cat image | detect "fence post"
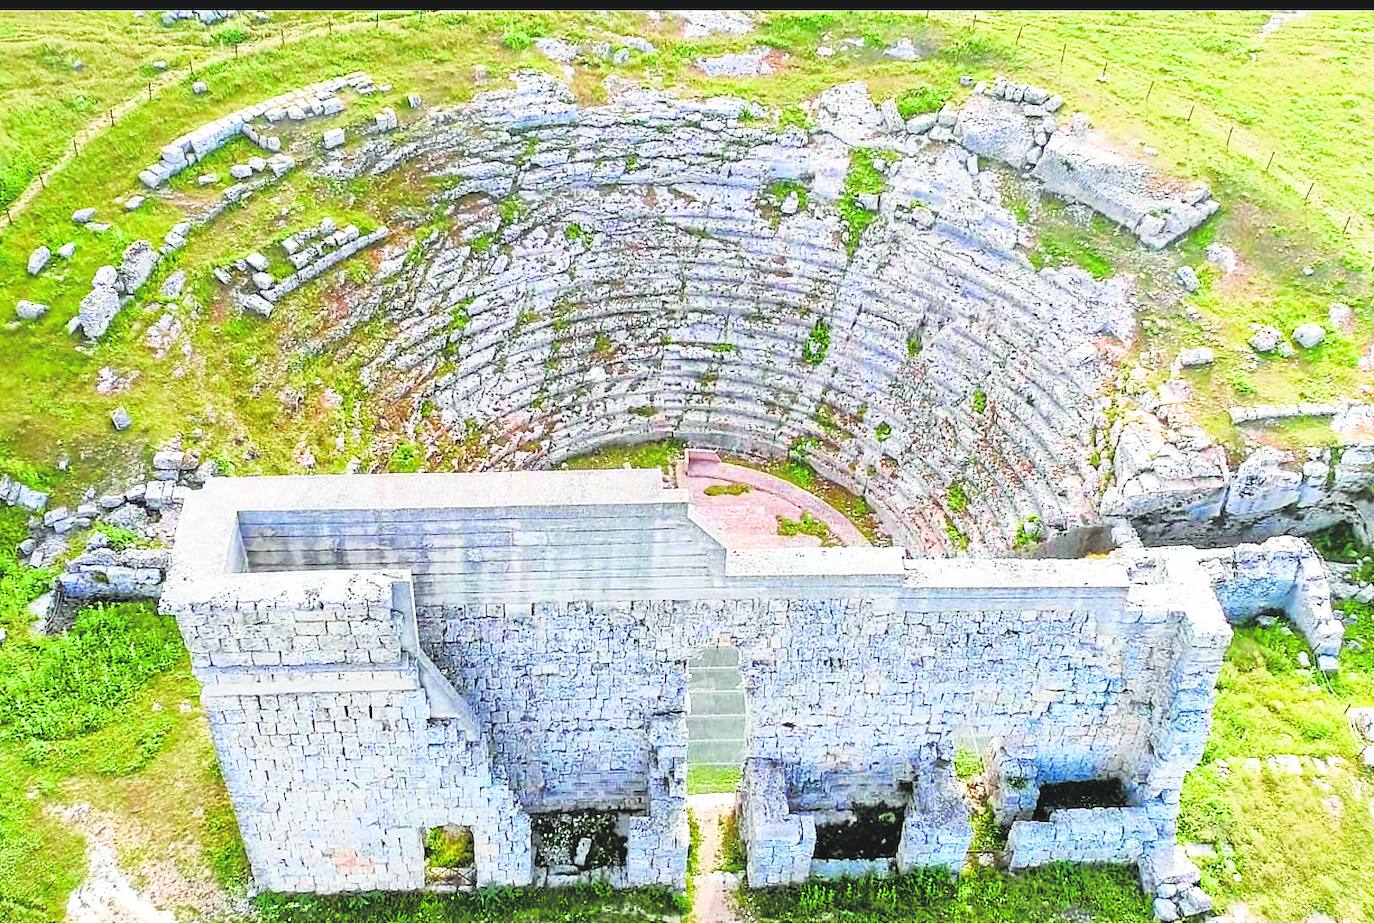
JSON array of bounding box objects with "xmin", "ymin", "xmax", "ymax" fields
[
  {"xmin": 1226, "ymin": 125, "xmax": 1233, "ymax": 148},
  {"xmin": 1186, "ymin": 104, "xmax": 1194, "ymax": 123},
  {"xmin": 147, "ymin": 82, "xmax": 152, "ymax": 100},
  {"xmin": 1304, "ymin": 181, "xmax": 1314, "ymax": 202},
  {"xmin": 1099, "ymin": 61, "xmax": 1108, "ymax": 80},
  {"xmin": 1344, "ymin": 216, "xmax": 1352, "ymax": 234},
  {"xmin": 1015, "ymin": 25, "xmax": 1024, "ymax": 45},
  {"xmin": 1145, "ymin": 80, "xmax": 1154, "ymax": 102},
  {"xmin": 1264, "ymin": 151, "xmax": 1275, "ymax": 173}
]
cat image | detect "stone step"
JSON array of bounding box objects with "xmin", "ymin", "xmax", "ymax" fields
[
  {"xmin": 688, "ymin": 689, "xmax": 745, "ymax": 715},
  {"xmin": 688, "ymin": 666, "xmax": 744, "ymax": 691},
  {"xmin": 687, "ymin": 715, "xmax": 747, "ymax": 740},
  {"xmin": 690, "ymin": 645, "xmax": 740, "ymax": 668},
  {"xmin": 688, "ymin": 738, "xmax": 746, "ymax": 764}
]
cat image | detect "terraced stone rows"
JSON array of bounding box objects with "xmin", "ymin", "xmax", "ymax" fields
[
  {"xmin": 377, "ymin": 260, "xmax": 1094, "ymax": 548},
  {"xmin": 345, "ymin": 79, "xmax": 1130, "ymax": 552}
]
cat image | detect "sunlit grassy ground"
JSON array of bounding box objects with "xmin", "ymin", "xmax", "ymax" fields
[
  {"xmin": 1, "ymin": 11, "xmax": 1373, "ymax": 923},
  {"xmin": 0, "ymin": 11, "xmax": 1370, "ymax": 499},
  {"xmin": 1178, "ymin": 605, "xmax": 1374, "ymax": 922}
]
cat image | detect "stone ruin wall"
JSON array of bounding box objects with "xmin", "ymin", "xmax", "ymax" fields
[{"xmin": 161, "ymin": 470, "xmax": 1230, "ymax": 900}]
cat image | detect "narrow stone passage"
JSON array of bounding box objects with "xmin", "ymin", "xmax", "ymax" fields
[{"xmin": 688, "ymin": 793, "xmax": 742, "ymax": 923}]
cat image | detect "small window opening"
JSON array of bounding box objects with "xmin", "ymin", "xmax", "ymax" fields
[
  {"xmin": 1032, "ymin": 779, "xmax": 1129, "ymax": 821},
  {"xmin": 812, "ymin": 803, "xmax": 906, "ymax": 860},
  {"xmin": 424, "ymin": 825, "xmax": 475, "ymax": 887}
]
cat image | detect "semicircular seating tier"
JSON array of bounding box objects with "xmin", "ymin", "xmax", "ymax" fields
[{"xmin": 352, "ymin": 74, "xmax": 1134, "ymax": 554}]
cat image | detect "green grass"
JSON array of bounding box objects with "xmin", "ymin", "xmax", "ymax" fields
[
  {"xmin": 1177, "ymin": 615, "xmax": 1374, "ymax": 921},
  {"xmin": 1025, "ymin": 199, "xmax": 1120, "ymax": 280},
  {"xmin": 256, "ymin": 884, "xmax": 685, "ymax": 923},
  {"xmin": 894, "ymin": 84, "xmax": 948, "ymax": 119},
  {"xmin": 0, "ymin": 600, "xmax": 244, "ymax": 922},
  {"xmin": 741, "ymin": 865, "xmax": 1153, "ymax": 923},
  {"xmin": 703, "ymin": 482, "xmax": 750, "ymax": 497},
  {"xmin": 719, "ymin": 812, "xmax": 746, "ymax": 874},
  {"xmin": 387, "ymin": 440, "xmax": 424, "ymax": 473},
  {"xmin": 776, "ymin": 512, "xmax": 839, "ymax": 546},
  {"xmin": 560, "ymin": 439, "xmax": 684, "ymax": 473},
  {"xmin": 736, "ymin": 453, "xmax": 889, "ymax": 546},
  {"xmin": 688, "ymin": 764, "xmax": 742, "ymax": 795},
  {"xmin": 801, "ymin": 317, "xmax": 830, "ymax": 365},
  {"xmin": 838, "ymin": 148, "xmax": 888, "ymax": 256},
  {"xmin": 945, "ymin": 480, "xmax": 970, "ymax": 515},
  {"xmin": 954, "ymin": 746, "xmax": 984, "ymax": 782}
]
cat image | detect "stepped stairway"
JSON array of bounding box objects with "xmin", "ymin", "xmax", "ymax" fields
[{"xmin": 687, "ymin": 645, "xmax": 746, "ymax": 769}]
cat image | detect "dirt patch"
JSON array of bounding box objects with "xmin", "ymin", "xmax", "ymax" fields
[{"xmin": 53, "ymin": 802, "xmax": 245, "ymax": 923}]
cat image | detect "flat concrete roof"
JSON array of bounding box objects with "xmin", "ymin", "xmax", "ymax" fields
[{"xmin": 195, "ymin": 468, "xmax": 677, "ymax": 511}]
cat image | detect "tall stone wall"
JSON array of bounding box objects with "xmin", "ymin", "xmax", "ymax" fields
[{"xmin": 163, "ymin": 471, "xmax": 1230, "ymax": 897}]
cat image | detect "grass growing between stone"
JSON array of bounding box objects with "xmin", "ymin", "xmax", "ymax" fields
[
  {"xmin": 1177, "ymin": 609, "xmax": 1374, "ymax": 922},
  {"xmin": 560, "ymin": 439, "xmax": 685, "ymax": 474},
  {"xmin": 740, "ymin": 864, "xmax": 1153, "ymax": 923},
  {"xmin": 256, "ymin": 885, "xmax": 686, "ymax": 923}
]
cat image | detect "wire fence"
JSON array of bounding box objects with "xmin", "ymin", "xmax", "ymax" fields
[
  {"xmin": 5, "ymin": 11, "xmax": 1371, "ymax": 254},
  {"xmin": 923, "ymin": 10, "xmax": 1374, "ymax": 255}
]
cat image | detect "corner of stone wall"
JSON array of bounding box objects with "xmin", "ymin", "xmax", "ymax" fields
[
  {"xmin": 1006, "ymin": 806, "xmax": 1161, "ymax": 870},
  {"xmin": 1198, "ymin": 536, "xmax": 1342, "ymax": 671},
  {"xmin": 987, "ymin": 737, "xmax": 1040, "ymax": 827},
  {"xmin": 740, "ymin": 758, "xmax": 815, "ymax": 887},
  {"xmin": 625, "ymin": 714, "xmax": 689, "ymax": 889},
  {"xmin": 895, "ymin": 752, "xmax": 971, "ymax": 873}
]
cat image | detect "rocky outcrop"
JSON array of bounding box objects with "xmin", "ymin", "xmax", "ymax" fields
[
  {"xmin": 1031, "ymin": 131, "xmax": 1218, "ymax": 248},
  {"xmin": 1104, "ymin": 409, "xmax": 1374, "ymax": 546}
]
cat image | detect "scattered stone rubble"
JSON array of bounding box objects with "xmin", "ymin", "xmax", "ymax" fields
[
  {"xmin": 1104, "ymin": 408, "xmax": 1374, "ymax": 546},
  {"xmin": 160, "ymin": 9, "xmax": 236, "ymax": 27},
  {"xmin": 74, "ymin": 240, "xmax": 157, "ymax": 339},
  {"xmin": 138, "ymin": 72, "xmax": 372, "ymax": 189},
  {"xmin": 226, "ymin": 217, "xmax": 390, "ymax": 317},
  {"xmin": 695, "ymin": 48, "xmax": 783, "ymax": 78}
]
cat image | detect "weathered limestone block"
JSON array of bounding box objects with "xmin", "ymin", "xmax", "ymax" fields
[
  {"xmin": 741, "ymin": 759, "xmax": 815, "ymax": 886},
  {"xmin": 955, "ymin": 93, "xmax": 1037, "ymax": 169},
  {"xmin": 1032, "ymin": 131, "xmax": 1219, "ymax": 248},
  {"xmin": 896, "ymin": 756, "xmax": 972, "ymax": 873}
]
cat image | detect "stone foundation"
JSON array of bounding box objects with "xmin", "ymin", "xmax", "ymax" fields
[{"xmin": 162, "ymin": 470, "xmax": 1232, "ymax": 898}]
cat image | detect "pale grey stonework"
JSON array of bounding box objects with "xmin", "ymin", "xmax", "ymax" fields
[{"xmin": 163, "ymin": 470, "xmax": 1231, "ymax": 903}]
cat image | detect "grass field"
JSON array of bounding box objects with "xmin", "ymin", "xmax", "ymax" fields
[
  {"xmin": 1, "ymin": 10, "xmax": 1373, "ymax": 923},
  {"xmin": 0, "ymin": 10, "xmax": 1369, "ymax": 499}
]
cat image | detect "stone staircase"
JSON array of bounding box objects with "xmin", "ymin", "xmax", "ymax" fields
[{"xmin": 687, "ymin": 646, "xmax": 746, "ymax": 768}]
